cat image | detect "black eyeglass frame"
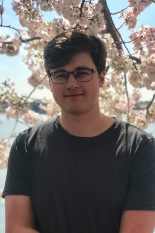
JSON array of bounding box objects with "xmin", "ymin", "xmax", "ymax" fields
[{"xmin": 49, "ymin": 68, "xmax": 98, "ymax": 84}]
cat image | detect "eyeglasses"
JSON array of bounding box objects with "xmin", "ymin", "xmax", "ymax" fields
[{"xmin": 49, "ymin": 68, "xmax": 98, "ymax": 84}]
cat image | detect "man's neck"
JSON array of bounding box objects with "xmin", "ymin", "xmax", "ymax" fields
[{"xmin": 59, "ymin": 110, "xmax": 115, "ymax": 137}]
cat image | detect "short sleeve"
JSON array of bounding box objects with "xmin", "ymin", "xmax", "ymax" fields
[
  {"xmin": 123, "ymin": 137, "xmax": 155, "ymax": 210},
  {"xmin": 2, "ymin": 132, "xmax": 30, "ymax": 198}
]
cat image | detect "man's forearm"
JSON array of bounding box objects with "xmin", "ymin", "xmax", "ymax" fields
[{"xmin": 12, "ymin": 227, "xmax": 40, "ymax": 233}]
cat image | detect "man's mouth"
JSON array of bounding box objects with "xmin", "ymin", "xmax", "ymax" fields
[{"xmin": 65, "ymin": 94, "xmax": 84, "ymax": 97}]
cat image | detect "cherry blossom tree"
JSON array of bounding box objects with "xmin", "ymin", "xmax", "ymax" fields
[{"xmin": 0, "ymin": 0, "xmax": 155, "ymax": 170}]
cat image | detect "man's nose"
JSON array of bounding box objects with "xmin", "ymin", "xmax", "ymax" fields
[{"xmin": 65, "ymin": 74, "xmax": 80, "ymax": 89}]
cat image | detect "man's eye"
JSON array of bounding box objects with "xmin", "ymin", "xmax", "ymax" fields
[
  {"xmin": 76, "ymin": 71, "xmax": 90, "ymax": 76},
  {"xmin": 55, "ymin": 73, "xmax": 67, "ymax": 79},
  {"xmin": 78, "ymin": 72, "xmax": 87, "ymax": 75},
  {"xmin": 77, "ymin": 71, "xmax": 87, "ymax": 75}
]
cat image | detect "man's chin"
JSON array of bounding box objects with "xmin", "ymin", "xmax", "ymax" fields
[{"xmin": 61, "ymin": 107, "xmax": 87, "ymax": 115}]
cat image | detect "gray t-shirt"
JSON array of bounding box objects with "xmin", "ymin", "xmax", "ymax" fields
[{"xmin": 2, "ymin": 117, "xmax": 155, "ymax": 233}]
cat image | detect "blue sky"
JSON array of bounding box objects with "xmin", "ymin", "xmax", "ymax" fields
[{"xmin": 0, "ymin": 0, "xmax": 155, "ymax": 101}]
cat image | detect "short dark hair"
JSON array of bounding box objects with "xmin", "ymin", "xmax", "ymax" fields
[{"xmin": 44, "ymin": 31, "xmax": 107, "ymax": 76}]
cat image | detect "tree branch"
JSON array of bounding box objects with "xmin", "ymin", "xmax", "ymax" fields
[
  {"xmin": 17, "ymin": 119, "xmax": 30, "ymax": 128},
  {"xmin": 129, "ymin": 55, "xmax": 141, "ymax": 64},
  {"xmin": 99, "ymin": 2, "xmax": 142, "ymax": 65},
  {"xmin": 2, "ymin": 36, "xmax": 42, "ymax": 44},
  {"xmin": 146, "ymin": 94, "xmax": 155, "ymax": 117},
  {"xmin": 80, "ymin": 0, "xmax": 85, "ymax": 17},
  {"xmin": 110, "ymin": 7, "xmax": 128, "ymax": 15},
  {"xmin": 25, "ymin": 75, "xmax": 47, "ymax": 101},
  {"xmin": 9, "ymin": 119, "xmax": 18, "ymax": 138},
  {"xmin": 101, "ymin": 2, "xmax": 142, "ymax": 80},
  {"xmin": 0, "ymin": 0, "xmax": 4, "ymax": 26},
  {"xmin": 117, "ymin": 21, "xmax": 126, "ymax": 30},
  {"xmin": 0, "ymin": 25, "xmax": 22, "ymax": 38},
  {"xmin": 134, "ymin": 94, "xmax": 155, "ymax": 115},
  {"xmin": 147, "ymin": 94, "xmax": 155, "ymax": 109},
  {"xmin": 99, "ymin": 0, "xmax": 123, "ymax": 51}
]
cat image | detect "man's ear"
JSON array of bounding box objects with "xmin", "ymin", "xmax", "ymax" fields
[{"xmin": 99, "ymin": 71, "xmax": 106, "ymax": 87}]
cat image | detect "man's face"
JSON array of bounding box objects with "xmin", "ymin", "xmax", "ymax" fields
[{"xmin": 49, "ymin": 51, "xmax": 105, "ymax": 115}]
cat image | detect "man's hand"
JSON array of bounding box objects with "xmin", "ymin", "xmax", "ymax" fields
[{"xmin": 119, "ymin": 210, "xmax": 155, "ymax": 233}]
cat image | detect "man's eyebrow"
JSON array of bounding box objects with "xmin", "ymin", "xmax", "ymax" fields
[
  {"xmin": 75, "ymin": 66, "xmax": 91, "ymax": 71},
  {"xmin": 50, "ymin": 66, "xmax": 91, "ymax": 73},
  {"xmin": 50, "ymin": 69, "xmax": 66, "ymax": 73}
]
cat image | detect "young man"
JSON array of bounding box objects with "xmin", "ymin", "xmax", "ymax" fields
[{"xmin": 2, "ymin": 31, "xmax": 155, "ymax": 233}]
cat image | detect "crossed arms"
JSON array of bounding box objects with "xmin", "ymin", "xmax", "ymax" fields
[{"xmin": 5, "ymin": 195, "xmax": 155, "ymax": 233}]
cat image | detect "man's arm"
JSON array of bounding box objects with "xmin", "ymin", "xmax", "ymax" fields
[
  {"xmin": 119, "ymin": 210, "xmax": 155, "ymax": 233},
  {"xmin": 5, "ymin": 195, "xmax": 39, "ymax": 233}
]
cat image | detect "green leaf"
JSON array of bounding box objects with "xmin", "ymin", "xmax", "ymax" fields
[
  {"xmin": 36, "ymin": 40, "xmax": 39, "ymax": 44},
  {"xmin": 48, "ymin": 23, "xmax": 52, "ymax": 27},
  {"xmin": 6, "ymin": 34, "xmax": 10, "ymax": 39},
  {"xmin": 38, "ymin": 51, "xmax": 41, "ymax": 55},
  {"xmin": 2, "ymin": 81, "xmax": 7, "ymax": 85},
  {"xmin": 56, "ymin": 29, "xmax": 59, "ymax": 34},
  {"xmin": 34, "ymin": 55, "xmax": 39, "ymax": 57},
  {"xmin": 141, "ymin": 24, "xmax": 144, "ymax": 29}
]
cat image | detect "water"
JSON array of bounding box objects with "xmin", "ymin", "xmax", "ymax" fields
[{"xmin": 0, "ymin": 112, "xmax": 155, "ymax": 233}]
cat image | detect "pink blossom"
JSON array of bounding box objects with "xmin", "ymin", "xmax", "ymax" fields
[
  {"xmin": 22, "ymin": 110, "xmax": 47, "ymax": 125},
  {"xmin": 0, "ymin": 138, "xmax": 12, "ymax": 169}
]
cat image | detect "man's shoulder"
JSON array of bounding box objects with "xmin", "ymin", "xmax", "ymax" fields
[
  {"xmin": 16, "ymin": 117, "xmax": 58, "ymax": 145},
  {"xmin": 115, "ymin": 118, "xmax": 154, "ymax": 144}
]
